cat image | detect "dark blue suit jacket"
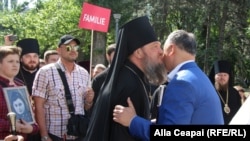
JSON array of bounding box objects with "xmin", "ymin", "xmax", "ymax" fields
[{"xmin": 129, "ymin": 62, "xmax": 224, "ymax": 141}]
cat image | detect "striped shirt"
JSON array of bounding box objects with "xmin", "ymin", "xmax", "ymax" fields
[{"xmin": 32, "ymin": 60, "xmax": 90, "ymax": 138}]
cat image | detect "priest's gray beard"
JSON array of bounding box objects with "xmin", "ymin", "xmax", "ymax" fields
[
  {"xmin": 215, "ymin": 81, "xmax": 228, "ymax": 92},
  {"xmin": 143, "ymin": 57, "xmax": 167, "ymax": 85}
]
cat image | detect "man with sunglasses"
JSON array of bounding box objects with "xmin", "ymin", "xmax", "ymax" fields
[{"xmin": 32, "ymin": 35, "xmax": 94, "ymax": 141}]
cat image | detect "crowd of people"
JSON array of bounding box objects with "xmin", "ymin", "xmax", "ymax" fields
[{"xmin": 0, "ymin": 16, "xmax": 249, "ymax": 141}]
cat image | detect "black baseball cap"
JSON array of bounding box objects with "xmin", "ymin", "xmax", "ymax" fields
[{"xmin": 58, "ymin": 35, "xmax": 80, "ymax": 47}]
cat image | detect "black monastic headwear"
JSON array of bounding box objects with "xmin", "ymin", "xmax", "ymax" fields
[
  {"xmin": 121, "ymin": 16, "xmax": 158, "ymax": 55},
  {"xmin": 209, "ymin": 60, "xmax": 233, "ymax": 86},
  {"xmin": 16, "ymin": 38, "xmax": 40, "ymax": 56}
]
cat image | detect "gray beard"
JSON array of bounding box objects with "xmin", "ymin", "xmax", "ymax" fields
[{"xmin": 143, "ymin": 58, "xmax": 167, "ymax": 85}]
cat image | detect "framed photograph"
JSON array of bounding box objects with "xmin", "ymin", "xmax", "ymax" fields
[{"xmin": 3, "ymin": 86, "xmax": 35, "ymax": 124}]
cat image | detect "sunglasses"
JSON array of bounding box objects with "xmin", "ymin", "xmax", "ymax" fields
[{"xmin": 65, "ymin": 45, "xmax": 79, "ymax": 51}]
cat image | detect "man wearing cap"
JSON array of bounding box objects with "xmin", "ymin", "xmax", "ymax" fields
[
  {"xmin": 209, "ymin": 60, "xmax": 241, "ymax": 124},
  {"xmin": 112, "ymin": 30, "xmax": 224, "ymax": 141},
  {"xmin": 84, "ymin": 16, "xmax": 167, "ymax": 141},
  {"xmin": 32, "ymin": 35, "xmax": 94, "ymax": 141},
  {"xmin": 16, "ymin": 38, "xmax": 40, "ymax": 95}
]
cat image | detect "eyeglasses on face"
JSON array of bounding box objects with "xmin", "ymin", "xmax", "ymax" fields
[{"xmin": 65, "ymin": 45, "xmax": 79, "ymax": 51}]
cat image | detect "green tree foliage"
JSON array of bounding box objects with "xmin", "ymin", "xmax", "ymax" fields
[
  {"xmin": 0, "ymin": 0, "xmax": 90, "ymax": 61},
  {"xmin": 1, "ymin": 0, "xmax": 250, "ymax": 87}
]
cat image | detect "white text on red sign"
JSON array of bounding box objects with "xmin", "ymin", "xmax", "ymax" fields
[{"xmin": 83, "ymin": 14, "xmax": 105, "ymax": 25}]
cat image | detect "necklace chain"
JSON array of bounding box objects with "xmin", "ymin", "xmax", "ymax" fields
[
  {"xmin": 125, "ymin": 65, "xmax": 151, "ymax": 100},
  {"xmin": 216, "ymin": 89, "xmax": 230, "ymax": 114},
  {"xmin": 217, "ymin": 89, "xmax": 228, "ymax": 105}
]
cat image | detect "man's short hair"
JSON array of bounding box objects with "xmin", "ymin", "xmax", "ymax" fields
[
  {"xmin": 44, "ymin": 50, "xmax": 58, "ymax": 62},
  {"xmin": 106, "ymin": 44, "xmax": 116, "ymax": 56}
]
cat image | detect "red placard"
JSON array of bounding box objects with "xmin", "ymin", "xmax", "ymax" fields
[{"xmin": 78, "ymin": 2, "xmax": 111, "ymax": 33}]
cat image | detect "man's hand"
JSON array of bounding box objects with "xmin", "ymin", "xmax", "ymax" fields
[
  {"xmin": 4, "ymin": 35, "xmax": 15, "ymax": 46},
  {"xmin": 113, "ymin": 97, "xmax": 137, "ymax": 127},
  {"xmin": 84, "ymin": 87, "xmax": 95, "ymax": 110},
  {"xmin": 84, "ymin": 87, "xmax": 94, "ymax": 104}
]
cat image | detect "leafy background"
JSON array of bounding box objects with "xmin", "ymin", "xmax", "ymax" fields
[{"xmin": 1, "ymin": 0, "xmax": 250, "ymax": 87}]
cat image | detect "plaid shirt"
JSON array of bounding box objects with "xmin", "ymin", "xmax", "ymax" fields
[
  {"xmin": 32, "ymin": 60, "xmax": 90, "ymax": 138},
  {"xmin": 0, "ymin": 75, "xmax": 23, "ymax": 139}
]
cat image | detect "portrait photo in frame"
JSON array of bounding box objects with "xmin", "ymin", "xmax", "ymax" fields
[{"xmin": 3, "ymin": 86, "xmax": 35, "ymax": 124}]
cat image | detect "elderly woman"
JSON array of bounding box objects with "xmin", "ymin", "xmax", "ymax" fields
[{"xmin": 0, "ymin": 46, "xmax": 39, "ymax": 140}]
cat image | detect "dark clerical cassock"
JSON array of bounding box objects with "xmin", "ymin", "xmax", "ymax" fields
[
  {"xmin": 209, "ymin": 60, "xmax": 241, "ymax": 124},
  {"xmin": 16, "ymin": 38, "xmax": 40, "ymax": 95}
]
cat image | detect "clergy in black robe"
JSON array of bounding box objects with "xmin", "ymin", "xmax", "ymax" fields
[
  {"xmin": 16, "ymin": 67, "xmax": 38, "ymax": 95},
  {"xmin": 209, "ymin": 60, "xmax": 242, "ymax": 124},
  {"xmin": 16, "ymin": 38, "xmax": 40, "ymax": 141},
  {"xmin": 84, "ymin": 16, "xmax": 167, "ymax": 141},
  {"xmin": 16, "ymin": 38, "xmax": 40, "ymax": 95}
]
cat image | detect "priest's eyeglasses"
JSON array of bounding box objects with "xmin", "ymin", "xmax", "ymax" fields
[{"xmin": 66, "ymin": 45, "xmax": 79, "ymax": 51}]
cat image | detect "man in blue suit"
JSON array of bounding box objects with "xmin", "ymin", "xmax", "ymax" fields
[{"xmin": 113, "ymin": 30, "xmax": 224, "ymax": 141}]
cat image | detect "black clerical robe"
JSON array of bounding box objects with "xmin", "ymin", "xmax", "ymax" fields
[
  {"xmin": 16, "ymin": 67, "xmax": 38, "ymax": 95},
  {"xmin": 85, "ymin": 60, "xmax": 151, "ymax": 141},
  {"xmin": 91, "ymin": 68, "xmax": 110, "ymax": 103},
  {"xmin": 218, "ymin": 87, "xmax": 242, "ymax": 124}
]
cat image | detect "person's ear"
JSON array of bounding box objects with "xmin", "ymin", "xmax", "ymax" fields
[
  {"xmin": 134, "ymin": 48, "xmax": 143, "ymax": 58},
  {"xmin": 167, "ymin": 44, "xmax": 176, "ymax": 55}
]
